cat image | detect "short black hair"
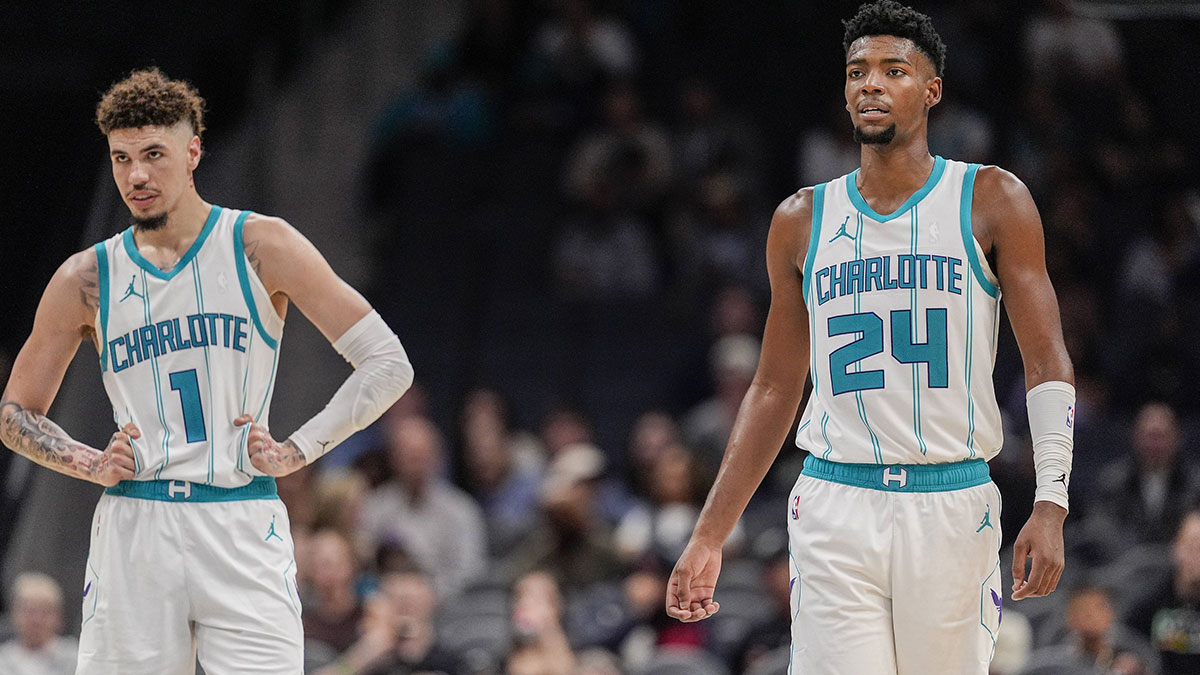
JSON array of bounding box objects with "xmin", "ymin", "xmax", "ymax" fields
[{"xmin": 843, "ymin": 1, "xmax": 946, "ymax": 77}]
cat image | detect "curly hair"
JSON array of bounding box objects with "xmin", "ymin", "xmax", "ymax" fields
[
  {"xmin": 843, "ymin": 1, "xmax": 946, "ymax": 77},
  {"xmin": 95, "ymin": 68, "xmax": 206, "ymax": 138}
]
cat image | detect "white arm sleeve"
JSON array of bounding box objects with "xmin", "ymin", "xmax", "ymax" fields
[
  {"xmin": 1026, "ymin": 380, "xmax": 1075, "ymax": 511},
  {"xmin": 288, "ymin": 310, "xmax": 414, "ymax": 464}
]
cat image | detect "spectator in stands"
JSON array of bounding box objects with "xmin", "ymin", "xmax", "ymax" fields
[
  {"xmin": 462, "ymin": 388, "xmax": 544, "ymax": 555},
  {"xmin": 625, "ymin": 410, "xmax": 682, "ymax": 500},
  {"xmin": 552, "ymin": 172, "xmax": 661, "ymax": 301},
  {"xmin": 671, "ymin": 78, "xmax": 765, "ymax": 200},
  {"xmin": 562, "ymin": 81, "xmax": 672, "ymax": 209},
  {"xmin": 506, "ymin": 571, "xmax": 576, "ymax": 675},
  {"xmin": 360, "ymin": 415, "xmax": 486, "ymax": 598},
  {"xmin": 667, "ymin": 172, "xmax": 770, "ymax": 299},
  {"xmin": 312, "ymin": 471, "xmax": 370, "ymax": 562},
  {"xmin": 1090, "ymin": 403, "xmax": 1200, "ymax": 546},
  {"xmin": 528, "ymin": 0, "xmax": 638, "ymax": 111},
  {"xmin": 1126, "ymin": 511, "xmax": 1200, "ymax": 675},
  {"xmin": 615, "ymin": 443, "xmax": 741, "ymax": 567},
  {"xmin": 315, "ymin": 569, "xmax": 460, "ymax": 675},
  {"xmin": 682, "ymin": 334, "xmax": 761, "ymax": 470},
  {"xmin": 0, "ymin": 572, "xmax": 76, "ymax": 675},
  {"xmin": 303, "ymin": 529, "xmax": 366, "ymax": 658},
  {"xmin": 503, "ymin": 443, "xmax": 622, "ymax": 590},
  {"xmin": 1023, "ymin": 584, "xmax": 1158, "ymax": 674}
]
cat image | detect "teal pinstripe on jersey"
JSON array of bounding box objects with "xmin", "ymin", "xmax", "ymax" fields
[
  {"xmin": 94, "ymin": 206, "xmax": 285, "ymax": 487},
  {"xmin": 797, "ymin": 158, "xmax": 1003, "ymax": 465}
]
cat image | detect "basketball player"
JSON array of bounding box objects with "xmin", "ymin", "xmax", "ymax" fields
[
  {"xmin": 667, "ymin": 3, "xmax": 1075, "ymax": 673},
  {"xmin": 0, "ymin": 68, "xmax": 414, "ymax": 674}
]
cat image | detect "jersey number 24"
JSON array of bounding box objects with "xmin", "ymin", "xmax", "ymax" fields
[{"xmin": 828, "ymin": 308, "xmax": 947, "ymax": 395}]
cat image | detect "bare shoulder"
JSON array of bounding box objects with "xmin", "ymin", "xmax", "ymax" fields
[
  {"xmin": 239, "ymin": 213, "xmax": 312, "ymax": 283},
  {"xmin": 971, "ymin": 166, "xmax": 1042, "ymax": 250},
  {"xmin": 769, "ymin": 187, "xmax": 816, "ymax": 267},
  {"xmin": 57, "ymin": 247, "xmax": 101, "ymax": 327}
]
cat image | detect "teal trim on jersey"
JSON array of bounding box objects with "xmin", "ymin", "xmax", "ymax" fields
[
  {"xmin": 966, "ymin": 276, "xmax": 978, "ymax": 458},
  {"xmin": 191, "ymin": 261, "xmax": 217, "ymax": 484},
  {"xmin": 959, "ymin": 165, "xmax": 1000, "ymax": 298},
  {"xmin": 910, "ymin": 207, "xmax": 928, "ymax": 456},
  {"xmin": 255, "ymin": 347, "xmax": 281, "ymax": 421},
  {"xmin": 801, "ymin": 455, "xmax": 990, "ymax": 492},
  {"xmin": 123, "ymin": 205, "xmax": 221, "ymax": 281},
  {"xmin": 847, "ymin": 155, "xmax": 946, "ymax": 223},
  {"xmin": 852, "ymin": 213, "xmax": 884, "ymax": 463},
  {"xmin": 94, "ymin": 242, "xmax": 111, "ymax": 372},
  {"xmin": 802, "ymin": 183, "xmax": 826, "ymax": 303},
  {"xmin": 104, "ymin": 476, "xmax": 279, "ymax": 502},
  {"xmin": 138, "ymin": 270, "xmax": 174, "ymax": 479},
  {"xmin": 232, "ymin": 211, "xmax": 280, "ymax": 350},
  {"xmin": 820, "ymin": 412, "xmax": 832, "ymax": 460}
]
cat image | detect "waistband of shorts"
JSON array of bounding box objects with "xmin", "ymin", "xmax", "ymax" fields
[
  {"xmin": 801, "ymin": 455, "xmax": 990, "ymax": 492},
  {"xmin": 104, "ymin": 476, "xmax": 278, "ymax": 502}
]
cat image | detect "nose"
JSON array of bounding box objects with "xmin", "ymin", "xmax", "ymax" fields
[
  {"xmin": 128, "ymin": 160, "xmax": 149, "ymax": 186},
  {"xmin": 861, "ymin": 70, "xmax": 885, "ymax": 95}
]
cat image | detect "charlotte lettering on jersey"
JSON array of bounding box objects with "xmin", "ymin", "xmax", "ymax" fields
[
  {"xmin": 814, "ymin": 254, "xmax": 964, "ymax": 306},
  {"xmin": 109, "ymin": 313, "xmax": 250, "ymax": 373}
]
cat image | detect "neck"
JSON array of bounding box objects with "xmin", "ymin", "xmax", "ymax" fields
[
  {"xmin": 132, "ymin": 191, "xmax": 210, "ymax": 252},
  {"xmin": 858, "ymin": 137, "xmax": 934, "ymax": 185}
]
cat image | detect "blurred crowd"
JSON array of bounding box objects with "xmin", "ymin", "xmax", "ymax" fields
[{"xmin": 3, "ymin": 0, "xmax": 1200, "ymax": 674}]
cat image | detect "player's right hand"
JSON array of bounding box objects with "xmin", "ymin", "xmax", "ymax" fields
[
  {"xmin": 666, "ymin": 540, "xmax": 722, "ymax": 622},
  {"xmin": 90, "ymin": 422, "xmax": 139, "ymax": 487}
]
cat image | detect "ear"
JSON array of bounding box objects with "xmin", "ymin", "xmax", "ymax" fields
[
  {"xmin": 187, "ymin": 135, "xmax": 203, "ymax": 170},
  {"xmin": 926, "ymin": 76, "xmax": 942, "ymax": 110}
]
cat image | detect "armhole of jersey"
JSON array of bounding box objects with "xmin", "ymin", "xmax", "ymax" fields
[
  {"xmin": 94, "ymin": 241, "xmax": 110, "ymax": 372},
  {"xmin": 801, "ymin": 183, "xmax": 826, "ymax": 304},
  {"xmin": 959, "ymin": 164, "xmax": 1000, "ymax": 299},
  {"xmin": 233, "ymin": 211, "xmax": 280, "ymax": 350}
]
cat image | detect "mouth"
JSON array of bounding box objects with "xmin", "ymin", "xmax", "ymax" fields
[
  {"xmin": 129, "ymin": 192, "xmax": 158, "ymax": 208},
  {"xmin": 858, "ymin": 104, "xmax": 890, "ymax": 121}
]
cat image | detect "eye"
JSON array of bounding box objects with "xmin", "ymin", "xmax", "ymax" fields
[
  {"xmin": 113, "ymin": 155, "xmax": 128, "ymax": 163},
  {"xmin": 847, "ymin": 69, "xmax": 862, "ymax": 79},
  {"xmin": 889, "ymin": 68, "xmax": 907, "ymax": 77},
  {"xmin": 148, "ymin": 150, "xmax": 163, "ymax": 159}
]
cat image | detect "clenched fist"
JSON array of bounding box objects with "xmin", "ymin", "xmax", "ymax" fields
[{"xmin": 90, "ymin": 422, "xmax": 140, "ymax": 487}]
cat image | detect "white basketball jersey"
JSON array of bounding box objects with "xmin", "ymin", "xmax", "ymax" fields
[
  {"xmin": 93, "ymin": 206, "xmax": 284, "ymax": 487},
  {"xmin": 797, "ymin": 157, "xmax": 1003, "ymax": 465}
]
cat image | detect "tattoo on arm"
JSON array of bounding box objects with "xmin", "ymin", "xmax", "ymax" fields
[
  {"xmin": 78, "ymin": 254, "xmax": 100, "ymax": 315},
  {"xmin": 0, "ymin": 399, "xmax": 99, "ymax": 481},
  {"xmin": 245, "ymin": 238, "xmax": 263, "ymax": 277}
]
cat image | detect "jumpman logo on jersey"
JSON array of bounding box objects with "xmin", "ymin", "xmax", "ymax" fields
[
  {"xmin": 976, "ymin": 505, "xmax": 994, "ymax": 532},
  {"xmin": 1054, "ymin": 473, "xmax": 1067, "ymax": 486},
  {"xmin": 265, "ymin": 515, "xmax": 283, "ymax": 542},
  {"xmin": 119, "ymin": 275, "xmax": 143, "ymax": 303},
  {"xmin": 828, "ymin": 215, "xmax": 855, "ymax": 243}
]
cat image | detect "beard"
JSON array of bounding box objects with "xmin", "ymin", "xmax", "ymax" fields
[
  {"xmin": 853, "ymin": 123, "xmax": 897, "ymax": 145},
  {"xmin": 132, "ymin": 212, "xmax": 168, "ymax": 231}
]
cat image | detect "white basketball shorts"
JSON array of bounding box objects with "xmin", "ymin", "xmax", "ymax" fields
[
  {"xmin": 77, "ymin": 478, "xmax": 303, "ymax": 675},
  {"xmin": 786, "ymin": 455, "xmax": 1004, "ymax": 675}
]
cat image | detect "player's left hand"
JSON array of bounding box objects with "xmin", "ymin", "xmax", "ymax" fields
[
  {"xmin": 1011, "ymin": 500, "xmax": 1067, "ymax": 601},
  {"xmin": 234, "ymin": 414, "xmax": 306, "ymax": 477}
]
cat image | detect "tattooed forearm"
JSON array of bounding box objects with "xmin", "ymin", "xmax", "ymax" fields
[
  {"xmin": 77, "ymin": 253, "xmax": 100, "ymax": 314},
  {"xmin": 0, "ymin": 399, "xmax": 99, "ymax": 481}
]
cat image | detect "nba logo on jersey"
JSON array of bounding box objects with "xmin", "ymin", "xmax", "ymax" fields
[
  {"xmin": 792, "ymin": 494, "xmax": 801, "ymax": 520},
  {"xmin": 1066, "ymin": 405, "xmax": 1075, "ymax": 429}
]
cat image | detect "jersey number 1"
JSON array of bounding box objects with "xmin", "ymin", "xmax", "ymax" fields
[
  {"xmin": 169, "ymin": 369, "xmax": 208, "ymax": 443},
  {"xmin": 828, "ymin": 308, "xmax": 948, "ymax": 395}
]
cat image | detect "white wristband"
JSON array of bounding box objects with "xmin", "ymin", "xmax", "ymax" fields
[
  {"xmin": 289, "ymin": 310, "xmax": 414, "ymax": 463},
  {"xmin": 1026, "ymin": 380, "xmax": 1075, "ymax": 511}
]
